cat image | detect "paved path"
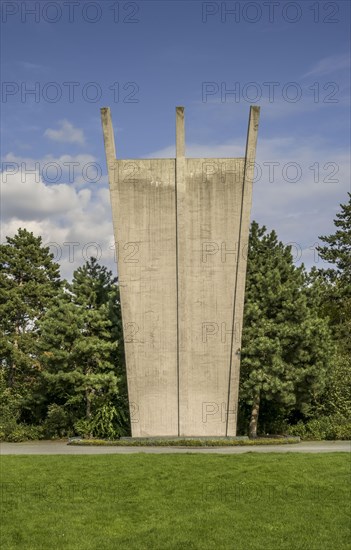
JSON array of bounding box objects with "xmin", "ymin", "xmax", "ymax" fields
[{"xmin": 1, "ymin": 440, "xmax": 350, "ymax": 455}]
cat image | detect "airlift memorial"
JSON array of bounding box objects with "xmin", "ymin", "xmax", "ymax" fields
[{"xmin": 101, "ymin": 106, "xmax": 260, "ymax": 438}]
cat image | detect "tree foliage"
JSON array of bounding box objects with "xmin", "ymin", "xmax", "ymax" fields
[
  {"xmin": 317, "ymin": 192, "xmax": 351, "ymax": 283},
  {"xmin": 38, "ymin": 258, "xmax": 128, "ymax": 437},
  {"xmin": 316, "ymin": 193, "xmax": 351, "ymax": 352},
  {"xmin": 240, "ymin": 222, "xmax": 332, "ymax": 437},
  {"xmin": 307, "ymin": 194, "xmax": 351, "ymax": 425},
  {"xmin": 1, "ymin": 197, "xmax": 349, "ymax": 441},
  {"xmin": 0, "ymin": 229, "xmax": 61, "ymax": 429}
]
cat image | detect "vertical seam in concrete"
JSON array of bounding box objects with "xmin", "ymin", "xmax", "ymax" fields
[
  {"xmin": 175, "ymin": 107, "xmax": 184, "ymax": 437},
  {"xmin": 175, "ymin": 159, "xmax": 180, "ymax": 437}
]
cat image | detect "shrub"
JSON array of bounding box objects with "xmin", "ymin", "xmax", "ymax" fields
[
  {"xmin": 3, "ymin": 423, "xmax": 44, "ymax": 442},
  {"xmin": 73, "ymin": 419, "xmax": 92, "ymax": 438},
  {"xmin": 73, "ymin": 403, "xmax": 128, "ymax": 439},
  {"xmin": 0, "ymin": 374, "xmax": 24, "ymax": 441},
  {"xmin": 288, "ymin": 414, "xmax": 351, "ymax": 440},
  {"xmin": 89, "ymin": 403, "xmax": 127, "ymax": 439},
  {"xmin": 43, "ymin": 404, "xmax": 71, "ymax": 438}
]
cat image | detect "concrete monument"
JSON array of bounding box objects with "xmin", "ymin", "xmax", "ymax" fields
[{"xmin": 101, "ymin": 106, "xmax": 260, "ymax": 437}]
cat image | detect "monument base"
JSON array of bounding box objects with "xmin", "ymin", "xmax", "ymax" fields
[{"xmin": 120, "ymin": 436, "xmax": 249, "ymax": 442}]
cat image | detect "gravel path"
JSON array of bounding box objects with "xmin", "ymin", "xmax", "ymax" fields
[{"xmin": 1, "ymin": 440, "xmax": 350, "ymax": 455}]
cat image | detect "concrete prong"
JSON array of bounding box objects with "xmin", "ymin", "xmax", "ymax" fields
[
  {"xmin": 245, "ymin": 105, "xmax": 260, "ymax": 162},
  {"xmin": 176, "ymin": 106, "xmax": 185, "ymax": 158},
  {"xmin": 101, "ymin": 107, "xmax": 117, "ymax": 184}
]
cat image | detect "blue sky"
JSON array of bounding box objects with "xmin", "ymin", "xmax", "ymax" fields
[{"xmin": 1, "ymin": 0, "xmax": 350, "ymax": 278}]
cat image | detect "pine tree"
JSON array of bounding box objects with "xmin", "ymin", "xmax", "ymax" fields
[
  {"xmin": 310, "ymin": 194, "xmax": 351, "ymax": 422},
  {"xmin": 0, "ymin": 228, "xmax": 61, "ymax": 390},
  {"xmin": 38, "ymin": 258, "xmax": 127, "ymax": 437},
  {"xmin": 240, "ymin": 222, "xmax": 332, "ymax": 438},
  {"xmin": 318, "ymin": 192, "xmax": 351, "ymax": 283},
  {"xmin": 316, "ymin": 193, "xmax": 351, "ymax": 351}
]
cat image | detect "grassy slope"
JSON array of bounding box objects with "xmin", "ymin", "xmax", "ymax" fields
[{"xmin": 1, "ymin": 454, "xmax": 350, "ymax": 549}]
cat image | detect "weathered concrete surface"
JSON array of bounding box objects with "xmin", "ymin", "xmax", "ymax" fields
[
  {"xmin": 101, "ymin": 106, "xmax": 260, "ymax": 437},
  {"xmin": 178, "ymin": 158, "xmax": 246, "ymax": 436},
  {"xmin": 110, "ymin": 159, "xmax": 178, "ymax": 437},
  {"xmin": 1, "ymin": 440, "xmax": 350, "ymax": 455}
]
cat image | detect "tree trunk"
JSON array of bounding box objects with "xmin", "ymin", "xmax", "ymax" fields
[
  {"xmin": 9, "ymin": 282, "xmax": 23, "ymax": 388},
  {"xmin": 8, "ymin": 327, "xmax": 19, "ymax": 388},
  {"xmin": 85, "ymin": 389, "xmax": 92, "ymax": 438},
  {"xmin": 249, "ymin": 393, "xmax": 260, "ymax": 439},
  {"xmin": 85, "ymin": 389, "xmax": 91, "ymax": 420}
]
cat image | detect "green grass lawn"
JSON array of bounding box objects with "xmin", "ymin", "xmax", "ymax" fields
[{"xmin": 1, "ymin": 454, "xmax": 350, "ymax": 549}]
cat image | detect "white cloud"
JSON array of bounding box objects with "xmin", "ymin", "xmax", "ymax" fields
[
  {"xmin": 146, "ymin": 143, "xmax": 245, "ymax": 159},
  {"xmin": 302, "ymin": 53, "xmax": 350, "ymax": 78},
  {"xmin": 20, "ymin": 61, "xmax": 47, "ymax": 72},
  {"xmin": 194, "ymin": 89, "xmax": 349, "ymax": 123},
  {"xmin": 1, "ymin": 171, "xmax": 79, "ymax": 220},
  {"xmin": 0, "ymin": 164, "xmax": 116, "ymax": 280},
  {"xmin": 1, "ymin": 136, "xmax": 349, "ymax": 280},
  {"xmin": 2, "ymin": 152, "xmax": 100, "ymax": 188},
  {"xmin": 44, "ymin": 120, "xmax": 86, "ymax": 145}
]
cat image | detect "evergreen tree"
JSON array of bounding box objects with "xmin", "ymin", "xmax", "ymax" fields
[
  {"xmin": 0, "ymin": 228, "xmax": 61, "ymax": 391},
  {"xmin": 317, "ymin": 193, "xmax": 351, "ymax": 283},
  {"xmin": 316, "ymin": 193, "xmax": 351, "ymax": 351},
  {"xmin": 309, "ymin": 194, "xmax": 351, "ymax": 422},
  {"xmin": 38, "ymin": 258, "xmax": 127, "ymax": 437},
  {"xmin": 240, "ymin": 222, "xmax": 332, "ymax": 438}
]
